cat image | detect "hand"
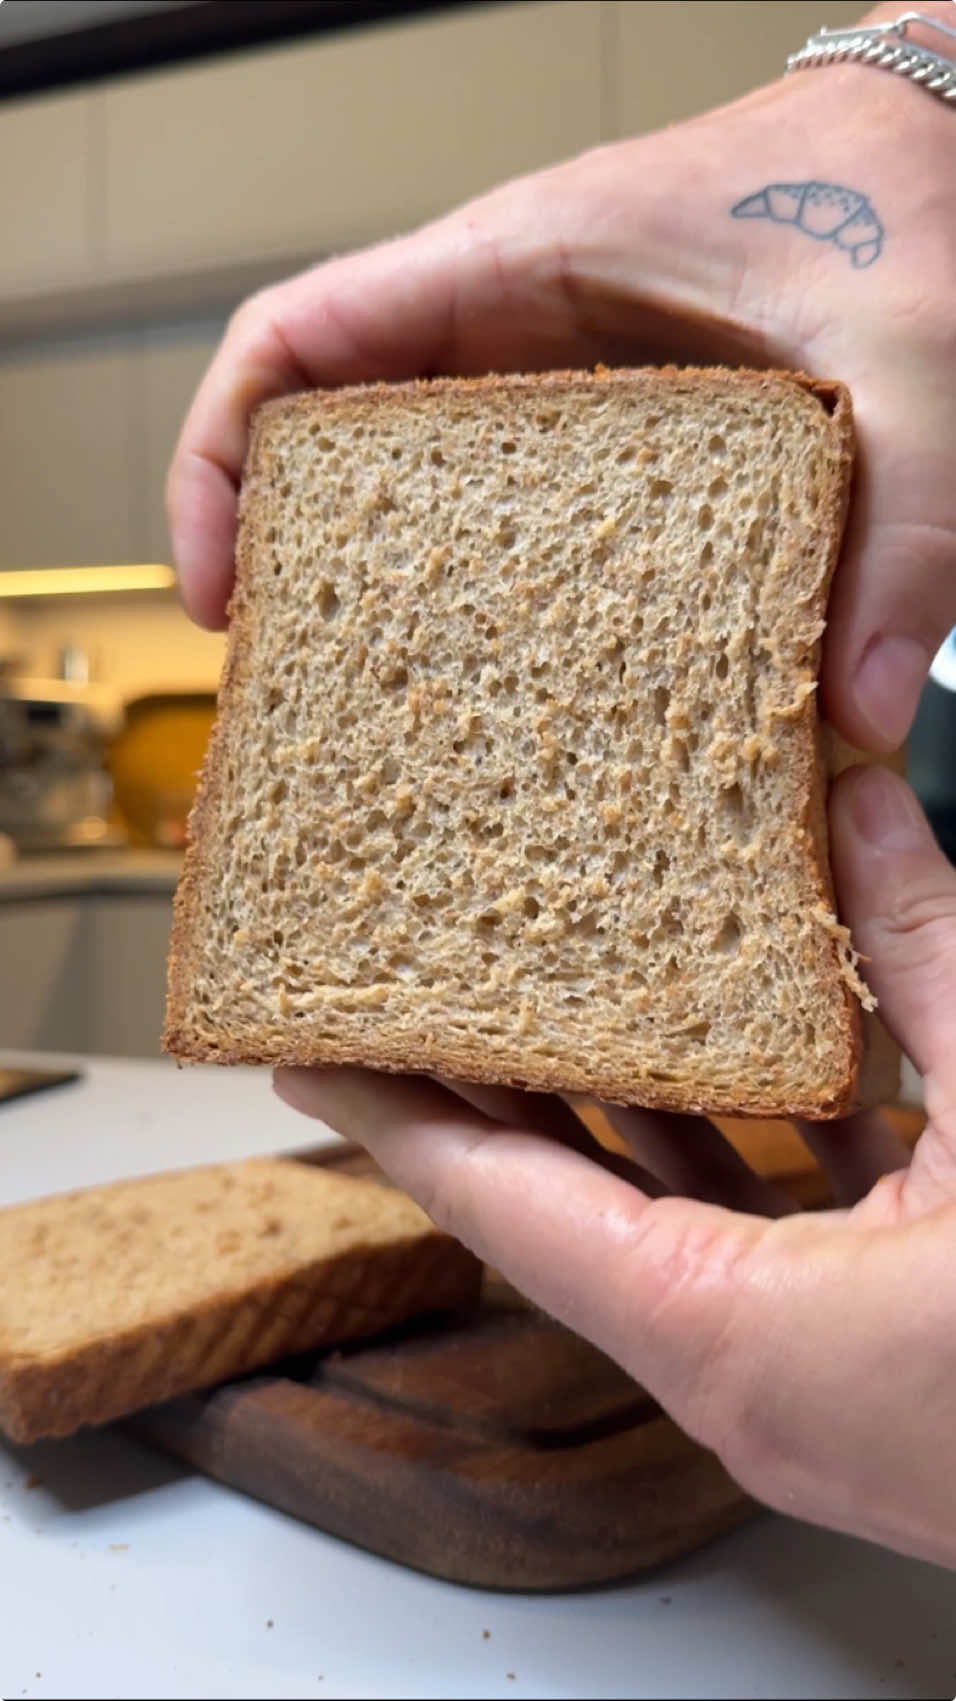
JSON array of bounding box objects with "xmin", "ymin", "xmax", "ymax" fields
[
  {"xmin": 168, "ymin": 5, "xmax": 956, "ymax": 1566},
  {"xmin": 276, "ymin": 764, "xmax": 956, "ymax": 1569},
  {"xmin": 167, "ymin": 1, "xmax": 956, "ymax": 751}
]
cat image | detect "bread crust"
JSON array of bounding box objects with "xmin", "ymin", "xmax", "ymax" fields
[
  {"xmin": 164, "ymin": 366, "xmax": 886, "ymax": 1120},
  {"xmin": 0, "ymin": 1159, "xmax": 480, "ymax": 1444}
]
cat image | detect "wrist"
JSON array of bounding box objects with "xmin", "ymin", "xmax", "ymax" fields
[
  {"xmin": 785, "ymin": 5, "xmax": 956, "ymax": 123},
  {"xmin": 859, "ymin": 2, "xmax": 956, "ymax": 52}
]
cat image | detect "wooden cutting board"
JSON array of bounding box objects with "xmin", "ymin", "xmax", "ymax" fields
[{"xmin": 130, "ymin": 1115, "xmax": 923, "ymax": 1592}]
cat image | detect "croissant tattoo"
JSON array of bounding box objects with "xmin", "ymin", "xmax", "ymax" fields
[{"xmin": 731, "ymin": 182, "xmax": 884, "ymax": 269}]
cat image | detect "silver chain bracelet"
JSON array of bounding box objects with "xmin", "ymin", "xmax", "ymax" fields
[{"xmin": 786, "ymin": 10, "xmax": 956, "ymax": 105}]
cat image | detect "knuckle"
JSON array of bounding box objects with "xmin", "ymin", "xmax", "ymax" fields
[
  {"xmin": 405, "ymin": 1127, "xmax": 494, "ymax": 1247},
  {"xmin": 407, "ymin": 1162, "xmax": 457, "ymax": 1239},
  {"xmin": 622, "ymin": 1201, "xmax": 762, "ymax": 1451},
  {"xmin": 621, "ymin": 1205, "xmax": 832, "ymax": 1519},
  {"xmin": 163, "ymin": 433, "xmax": 191, "ymax": 526},
  {"xmin": 878, "ymin": 891, "xmax": 956, "ymax": 951}
]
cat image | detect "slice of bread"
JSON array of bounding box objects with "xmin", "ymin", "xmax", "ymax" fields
[
  {"xmin": 0, "ymin": 1158, "xmax": 479, "ymax": 1443},
  {"xmin": 164, "ymin": 367, "xmax": 898, "ymax": 1118}
]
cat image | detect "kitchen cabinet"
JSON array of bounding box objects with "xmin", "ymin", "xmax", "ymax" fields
[
  {"xmin": 0, "ymin": 3, "xmax": 879, "ymax": 574},
  {"xmin": 143, "ymin": 320, "xmax": 225, "ymax": 563},
  {"xmin": 0, "ymin": 2, "xmax": 604, "ymax": 566},
  {"xmin": 0, "ymin": 3, "xmax": 876, "ymax": 326},
  {"xmin": 0, "ymin": 332, "xmax": 141, "ymax": 568},
  {"xmin": 102, "ymin": 2, "xmax": 603, "ymax": 277},
  {"xmin": 0, "ymin": 899, "xmax": 93, "ymax": 1052},
  {"xmin": 610, "ymin": 0, "xmax": 864, "ymax": 138},
  {"xmin": 0, "ymin": 890, "xmax": 172, "ymax": 1056},
  {"xmin": 0, "ymin": 85, "xmax": 98, "ymax": 299},
  {"xmin": 86, "ymin": 892, "xmax": 175, "ymax": 1057},
  {"xmin": 0, "ymin": 319, "xmax": 224, "ymax": 571}
]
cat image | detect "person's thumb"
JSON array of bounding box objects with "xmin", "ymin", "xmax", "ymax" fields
[
  {"xmin": 819, "ymin": 371, "xmax": 956, "ymax": 754},
  {"xmin": 830, "ymin": 765, "xmax": 956, "ymax": 1092}
]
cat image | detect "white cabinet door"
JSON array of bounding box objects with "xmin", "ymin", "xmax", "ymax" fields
[
  {"xmin": 103, "ymin": 3, "xmax": 603, "ymax": 276},
  {"xmin": 142, "ymin": 320, "xmax": 225, "ymax": 564},
  {"xmin": 0, "ymin": 332, "xmax": 142, "ymax": 568},
  {"xmin": 88, "ymin": 893, "xmax": 174, "ymax": 1059},
  {"xmin": 0, "ymin": 86, "xmax": 97, "ymax": 300},
  {"xmin": 0, "ymin": 900, "xmax": 92, "ymax": 1051},
  {"xmin": 0, "ymin": 891, "xmax": 173, "ymax": 1057},
  {"xmin": 611, "ymin": 1, "xmax": 864, "ymax": 138}
]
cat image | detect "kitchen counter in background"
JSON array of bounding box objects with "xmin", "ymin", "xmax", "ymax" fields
[{"xmin": 0, "ymin": 1052, "xmax": 952, "ymax": 1701}]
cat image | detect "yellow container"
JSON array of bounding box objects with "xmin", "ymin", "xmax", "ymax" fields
[{"xmin": 109, "ymin": 692, "xmax": 216, "ymax": 848}]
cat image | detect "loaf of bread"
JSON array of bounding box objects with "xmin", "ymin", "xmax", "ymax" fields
[
  {"xmin": 164, "ymin": 367, "xmax": 898, "ymax": 1117},
  {"xmin": 0, "ymin": 1158, "xmax": 480, "ymax": 1443}
]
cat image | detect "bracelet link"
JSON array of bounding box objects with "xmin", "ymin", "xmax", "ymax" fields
[{"xmin": 786, "ymin": 11, "xmax": 956, "ymax": 105}]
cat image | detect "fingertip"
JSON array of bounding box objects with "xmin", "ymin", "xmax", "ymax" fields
[
  {"xmin": 829, "ymin": 764, "xmax": 956, "ymax": 1081},
  {"xmin": 829, "ymin": 767, "xmax": 916, "ymax": 958},
  {"xmin": 820, "ymin": 649, "xmax": 915, "ymax": 759},
  {"xmin": 176, "ymin": 568, "xmax": 231, "ymax": 634},
  {"xmin": 272, "ymin": 1066, "xmax": 327, "ymax": 1116},
  {"xmin": 167, "ymin": 451, "xmax": 237, "ymax": 631},
  {"xmin": 830, "ymin": 764, "xmax": 929, "ymax": 857},
  {"xmin": 850, "ymin": 635, "xmax": 930, "ymax": 753}
]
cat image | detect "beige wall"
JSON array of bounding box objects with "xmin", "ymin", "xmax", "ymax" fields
[{"xmin": 612, "ymin": 0, "xmax": 866, "ymax": 137}]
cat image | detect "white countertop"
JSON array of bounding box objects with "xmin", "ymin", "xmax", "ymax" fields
[
  {"xmin": 0, "ymin": 850, "xmax": 182, "ymax": 901},
  {"xmin": 0, "ymin": 1052, "xmax": 952, "ymax": 1701}
]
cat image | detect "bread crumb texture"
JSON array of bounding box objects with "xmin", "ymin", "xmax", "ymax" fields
[{"xmin": 166, "ymin": 368, "xmax": 872, "ymax": 1116}]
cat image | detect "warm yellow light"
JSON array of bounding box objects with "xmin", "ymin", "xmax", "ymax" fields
[{"xmin": 0, "ymin": 565, "xmax": 177, "ymax": 599}]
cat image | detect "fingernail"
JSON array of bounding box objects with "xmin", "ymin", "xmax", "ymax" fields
[
  {"xmin": 853, "ymin": 635, "xmax": 930, "ymax": 750},
  {"xmin": 844, "ymin": 765, "xmax": 927, "ymax": 851}
]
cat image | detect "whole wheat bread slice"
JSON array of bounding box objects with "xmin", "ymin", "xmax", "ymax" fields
[
  {"xmin": 164, "ymin": 367, "xmax": 898, "ymax": 1118},
  {"xmin": 0, "ymin": 1158, "xmax": 479, "ymax": 1443}
]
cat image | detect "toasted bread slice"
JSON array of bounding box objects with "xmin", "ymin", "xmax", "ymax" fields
[{"xmin": 0, "ymin": 1157, "xmax": 479, "ymax": 1443}]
